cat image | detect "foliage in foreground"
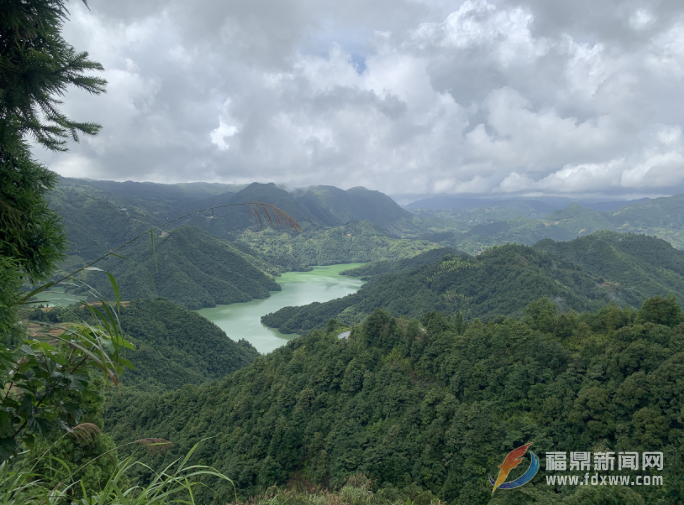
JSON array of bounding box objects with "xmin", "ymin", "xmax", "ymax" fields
[
  {"xmin": 0, "ymin": 442, "xmax": 235, "ymax": 505},
  {"xmin": 244, "ymin": 473, "xmax": 650, "ymax": 505},
  {"xmin": 28, "ymin": 298, "xmax": 260, "ymax": 393},
  {"xmin": 107, "ymin": 296, "xmax": 684, "ymax": 504}
]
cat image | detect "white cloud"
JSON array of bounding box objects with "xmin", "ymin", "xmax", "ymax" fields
[
  {"xmin": 210, "ymin": 121, "xmax": 238, "ymax": 151},
  {"xmin": 30, "ymin": 0, "xmax": 684, "ymax": 197}
]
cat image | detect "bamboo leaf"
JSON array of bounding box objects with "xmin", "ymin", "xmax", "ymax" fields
[
  {"xmin": 150, "ymin": 230, "xmax": 158, "ymax": 273},
  {"xmin": 105, "ymin": 272, "xmax": 121, "ymax": 313}
]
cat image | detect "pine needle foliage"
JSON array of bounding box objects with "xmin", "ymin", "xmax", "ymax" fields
[{"xmin": 0, "ymin": 0, "xmax": 106, "ymax": 150}]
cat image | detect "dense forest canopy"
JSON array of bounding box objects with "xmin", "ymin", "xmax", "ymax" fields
[{"xmin": 106, "ymin": 296, "xmax": 684, "ymax": 505}]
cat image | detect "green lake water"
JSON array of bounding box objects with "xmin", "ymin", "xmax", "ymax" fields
[
  {"xmin": 30, "ymin": 287, "xmax": 81, "ymax": 307},
  {"xmin": 198, "ymin": 263, "xmax": 365, "ymax": 354}
]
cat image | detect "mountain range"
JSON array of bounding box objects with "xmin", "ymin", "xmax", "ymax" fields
[
  {"xmin": 39, "ymin": 177, "xmax": 684, "ymax": 505},
  {"xmin": 415, "ymin": 196, "xmax": 684, "ymax": 253}
]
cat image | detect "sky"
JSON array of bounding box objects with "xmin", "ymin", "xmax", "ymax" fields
[{"xmin": 34, "ymin": 0, "xmax": 684, "ymax": 199}]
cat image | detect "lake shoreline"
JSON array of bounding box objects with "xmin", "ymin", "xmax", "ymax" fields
[{"xmin": 198, "ymin": 263, "xmax": 365, "ymax": 354}]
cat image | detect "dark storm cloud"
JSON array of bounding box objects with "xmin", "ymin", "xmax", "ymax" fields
[{"xmin": 32, "ymin": 0, "xmax": 684, "ymax": 198}]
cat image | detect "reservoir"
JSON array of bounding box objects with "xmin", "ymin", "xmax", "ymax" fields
[
  {"xmin": 198, "ymin": 263, "xmax": 365, "ymax": 354},
  {"xmin": 32, "ymin": 287, "xmax": 82, "ymax": 307}
]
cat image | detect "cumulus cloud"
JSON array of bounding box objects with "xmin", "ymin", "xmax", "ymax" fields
[{"xmin": 31, "ymin": 0, "xmax": 684, "ymax": 198}]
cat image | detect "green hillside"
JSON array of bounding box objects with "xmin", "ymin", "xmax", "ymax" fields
[
  {"xmin": 410, "ymin": 199, "xmax": 557, "ymax": 224},
  {"xmin": 48, "ymin": 179, "xmax": 159, "ymax": 260},
  {"xmin": 262, "ymin": 232, "xmax": 684, "ymax": 335},
  {"xmin": 68, "ymin": 178, "xmax": 243, "ymax": 217},
  {"xmin": 262, "ymin": 244, "xmax": 611, "ymax": 334},
  {"xmin": 28, "ymin": 299, "xmax": 259, "ymax": 392},
  {"xmin": 240, "ymin": 221, "xmax": 439, "ymax": 271},
  {"xmin": 105, "ymin": 298, "xmax": 684, "ymax": 505},
  {"xmin": 179, "ymin": 182, "xmax": 325, "ymax": 237},
  {"xmin": 533, "ymin": 231, "xmax": 684, "ymax": 307},
  {"xmin": 339, "ymin": 247, "xmax": 464, "ymax": 280},
  {"xmin": 294, "ymin": 185, "xmax": 423, "ymax": 235},
  {"xmin": 82, "ymin": 226, "xmax": 281, "ymax": 309},
  {"xmin": 422, "ymin": 205, "xmax": 609, "ymax": 255},
  {"xmin": 596, "ymin": 195, "xmax": 684, "ymax": 248},
  {"xmin": 417, "ymin": 196, "xmax": 684, "ymax": 254}
]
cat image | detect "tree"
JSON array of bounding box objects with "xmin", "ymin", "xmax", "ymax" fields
[
  {"xmin": 0, "ymin": 0, "xmax": 106, "ymax": 336},
  {"xmin": 0, "ymin": 0, "xmax": 106, "ymax": 150},
  {"xmin": 638, "ymin": 294, "xmax": 682, "ymax": 327},
  {"xmin": 0, "ymin": 0, "xmax": 117, "ymax": 460}
]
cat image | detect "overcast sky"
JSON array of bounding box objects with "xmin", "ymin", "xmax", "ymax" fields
[{"xmin": 34, "ymin": 0, "xmax": 684, "ymax": 199}]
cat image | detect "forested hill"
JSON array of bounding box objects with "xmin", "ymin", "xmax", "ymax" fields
[
  {"xmin": 293, "ymin": 185, "xmax": 423, "ymax": 235},
  {"xmin": 83, "ymin": 226, "xmax": 280, "ymax": 309},
  {"xmin": 533, "ymin": 230, "xmax": 684, "ymax": 297},
  {"xmin": 106, "ymin": 298, "xmax": 684, "ymax": 505},
  {"xmin": 262, "ymin": 245, "xmax": 610, "ymax": 334},
  {"xmin": 241, "ymin": 221, "xmax": 439, "ymax": 271},
  {"xmin": 48, "ymin": 179, "xmax": 159, "ymax": 261},
  {"xmin": 29, "ymin": 299, "xmax": 259, "ymax": 392},
  {"xmin": 50, "ymin": 179, "xmax": 432, "ymax": 255},
  {"xmin": 262, "ymin": 232, "xmax": 684, "ymax": 335},
  {"xmin": 415, "ymin": 194, "xmax": 684, "ymax": 254},
  {"xmin": 115, "ymin": 299, "xmax": 259, "ymax": 390},
  {"xmin": 339, "ymin": 247, "xmax": 464, "ymax": 280}
]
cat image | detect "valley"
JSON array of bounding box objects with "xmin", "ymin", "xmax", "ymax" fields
[
  {"xmin": 199, "ymin": 264, "xmax": 365, "ymax": 353},
  {"xmin": 6, "ymin": 6, "xmax": 684, "ymax": 504},
  {"xmin": 16, "ymin": 177, "xmax": 684, "ymax": 505}
]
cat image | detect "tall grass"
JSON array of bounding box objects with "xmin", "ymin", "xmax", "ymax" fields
[{"xmin": 0, "ymin": 442, "xmax": 235, "ymax": 505}]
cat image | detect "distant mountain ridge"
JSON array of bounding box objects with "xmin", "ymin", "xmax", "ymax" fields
[
  {"xmin": 50, "ymin": 179, "xmax": 429, "ymax": 261},
  {"xmin": 416, "ymin": 196, "xmax": 684, "ymax": 254},
  {"xmin": 50, "ymin": 177, "xmax": 684, "ymax": 286},
  {"xmin": 293, "ymin": 185, "xmax": 422, "ymax": 235},
  {"xmin": 406, "ymin": 194, "xmax": 650, "ymax": 212}
]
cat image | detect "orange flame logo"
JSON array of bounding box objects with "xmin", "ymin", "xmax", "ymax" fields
[{"xmin": 490, "ymin": 442, "xmax": 538, "ymax": 494}]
